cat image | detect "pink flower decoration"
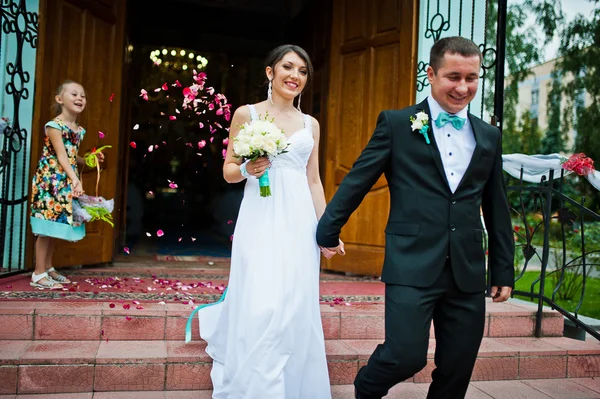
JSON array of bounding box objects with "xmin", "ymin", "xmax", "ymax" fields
[
  {"xmin": 223, "ymin": 138, "xmax": 229, "ymax": 145},
  {"xmin": 169, "ymin": 116, "xmax": 177, "ymax": 121},
  {"xmin": 109, "ymin": 303, "xmax": 116, "ymax": 308},
  {"xmin": 222, "ymin": 149, "xmax": 227, "ymax": 158},
  {"xmin": 562, "ymin": 153, "xmax": 595, "ymax": 176},
  {"xmin": 123, "ymin": 304, "xmax": 131, "ymax": 309},
  {"xmin": 129, "ymin": 142, "xmax": 136, "ymax": 149},
  {"xmin": 139, "ymin": 89, "xmax": 148, "ymax": 101},
  {"xmin": 157, "ymin": 230, "xmax": 165, "ymax": 237},
  {"xmin": 162, "ymin": 83, "xmax": 169, "ymax": 91},
  {"xmin": 98, "ymin": 131, "xmax": 105, "ymax": 139},
  {"xmin": 123, "ymin": 247, "xmax": 130, "ymax": 254},
  {"xmin": 199, "ymin": 122, "xmax": 204, "ymax": 129},
  {"xmin": 198, "ymin": 140, "xmax": 206, "ymax": 149},
  {"xmin": 125, "ymin": 316, "xmax": 132, "ymax": 321},
  {"xmin": 109, "ymin": 93, "xmax": 115, "ymax": 102}
]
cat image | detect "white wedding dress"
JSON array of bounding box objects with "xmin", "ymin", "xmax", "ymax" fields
[{"xmin": 197, "ymin": 104, "xmax": 331, "ymax": 399}]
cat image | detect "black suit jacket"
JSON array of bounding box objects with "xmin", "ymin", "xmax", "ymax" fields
[{"xmin": 316, "ymin": 100, "xmax": 515, "ymax": 293}]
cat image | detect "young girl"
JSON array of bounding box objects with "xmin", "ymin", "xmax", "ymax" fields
[{"xmin": 29, "ymin": 80, "xmax": 102, "ymax": 289}]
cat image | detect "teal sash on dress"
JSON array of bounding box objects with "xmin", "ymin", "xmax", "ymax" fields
[{"xmin": 185, "ymin": 287, "xmax": 228, "ymax": 343}]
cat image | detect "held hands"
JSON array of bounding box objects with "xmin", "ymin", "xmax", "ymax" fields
[
  {"xmin": 320, "ymin": 239, "xmax": 345, "ymax": 259},
  {"xmin": 490, "ymin": 286, "xmax": 512, "ymax": 303},
  {"xmin": 247, "ymin": 157, "xmax": 270, "ymax": 178},
  {"xmin": 72, "ymin": 178, "xmax": 84, "ymax": 197}
]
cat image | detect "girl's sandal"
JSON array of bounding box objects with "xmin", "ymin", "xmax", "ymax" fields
[
  {"xmin": 47, "ymin": 267, "xmax": 71, "ymax": 284},
  {"xmin": 30, "ymin": 272, "xmax": 64, "ymax": 290}
]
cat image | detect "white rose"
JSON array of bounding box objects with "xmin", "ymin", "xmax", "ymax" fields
[
  {"xmin": 277, "ymin": 136, "xmax": 288, "ymax": 150},
  {"xmin": 250, "ymin": 134, "xmax": 266, "ymax": 149},
  {"xmin": 264, "ymin": 141, "xmax": 278, "ymax": 155},
  {"xmin": 416, "ymin": 111, "xmax": 428, "ymax": 122},
  {"xmin": 411, "ymin": 120, "xmax": 423, "ymax": 131},
  {"xmin": 233, "ymin": 141, "xmax": 251, "ymax": 157}
]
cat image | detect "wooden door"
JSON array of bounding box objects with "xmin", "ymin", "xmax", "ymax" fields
[
  {"xmin": 322, "ymin": 0, "xmax": 418, "ymax": 275},
  {"xmin": 28, "ymin": 0, "xmax": 127, "ymax": 268}
]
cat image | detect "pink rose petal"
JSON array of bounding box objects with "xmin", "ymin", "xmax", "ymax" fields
[
  {"xmin": 98, "ymin": 131, "xmax": 105, "ymax": 139},
  {"xmin": 129, "ymin": 142, "xmax": 136, "ymax": 149},
  {"xmin": 157, "ymin": 230, "xmax": 164, "ymax": 237},
  {"xmin": 109, "ymin": 93, "xmax": 115, "ymax": 102},
  {"xmin": 169, "ymin": 115, "xmax": 177, "ymax": 121}
]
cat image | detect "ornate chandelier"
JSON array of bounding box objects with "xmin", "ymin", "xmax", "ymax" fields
[{"xmin": 149, "ymin": 48, "xmax": 208, "ymax": 71}]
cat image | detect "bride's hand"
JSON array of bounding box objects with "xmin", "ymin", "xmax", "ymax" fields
[
  {"xmin": 337, "ymin": 239, "xmax": 346, "ymax": 256},
  {"xmin": 247, "ymin": 157, "xmax": 270, "ymax": 178}
]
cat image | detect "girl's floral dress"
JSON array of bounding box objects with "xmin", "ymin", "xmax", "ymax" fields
[{"xmin": 30, "ymin": 119, "xmax": 86, "ymax": 241}]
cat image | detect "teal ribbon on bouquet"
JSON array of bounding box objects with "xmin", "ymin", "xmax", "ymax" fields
[
  {"xmin": 258, "ymin": 168, "xmax": 271, "ymax": 197},
  {"xmin": 185, "ymin": 287, "xmax": 228, "ymax": 343}
]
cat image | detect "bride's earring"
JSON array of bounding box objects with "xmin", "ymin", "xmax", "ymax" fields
[
  {"xmin": 297, "ymin": 93, "xmax": 302, "ymax": 112},
  {"xmin": 268, "ymin": 80, "xmax": 273, "ymax": 104}
]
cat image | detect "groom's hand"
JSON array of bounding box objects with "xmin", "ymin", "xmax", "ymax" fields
[
  {"xmin": 320, "ymin": 247, "xmax": 337, "ymax": 259},
  {"xmin": 319, "ymin": 239, "xmax": 346, "ymax": 259},
  {"xmin": 490, "ymin": 286, "xmax": 512, "ymax": 302}
]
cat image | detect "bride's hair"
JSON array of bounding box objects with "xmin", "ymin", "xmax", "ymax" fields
[{"xmin": 264, "ymin": 44, "xmax": 314, "ymax": 92}]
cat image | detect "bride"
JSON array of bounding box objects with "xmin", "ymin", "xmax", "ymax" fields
[{"xmin": 192, "ymin": 44, "xmax": 344, "ymax": 398}]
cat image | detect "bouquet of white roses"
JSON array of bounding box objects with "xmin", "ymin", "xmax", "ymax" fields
[{"xmin": 233, "ymin": 113, "xmax": 289, "ymax": 197}]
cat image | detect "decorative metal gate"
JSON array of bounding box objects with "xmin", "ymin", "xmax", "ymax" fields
[
  {"xmin": 0, "ymin": 0, "xmax": 38, "ymax": 276},
  {"xmin": 416, "ymin": 0, "xmax": 599, "ymax": 341},
  {"xmin": 416, "ymin": 0, "xmax": 506, "ymax": 128}
]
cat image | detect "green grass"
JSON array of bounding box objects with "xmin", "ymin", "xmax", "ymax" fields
[{"xmin": 513, "ymin": 271, "xmax": 600, "ymax": 319}]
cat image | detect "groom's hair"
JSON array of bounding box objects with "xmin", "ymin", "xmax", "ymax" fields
[{"xmin": 429, "ymin": 36, "xmax": 482, "ymax": 73}]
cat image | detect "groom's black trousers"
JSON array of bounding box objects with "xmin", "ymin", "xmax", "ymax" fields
[{"xmin": 354, "ymin": 261, "xmax": 485, "ymax": 399}]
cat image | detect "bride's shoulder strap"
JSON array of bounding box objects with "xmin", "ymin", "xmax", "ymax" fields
[
  {"xmin": 303, "ymin": 113, "xmax": 312, "ymax": 132},
  {"xmin": 246, "ymin": 104, "xmax": 259, "ymax": 121}
]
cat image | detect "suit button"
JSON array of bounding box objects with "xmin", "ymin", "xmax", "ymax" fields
[{"xmin": 450, "ymin": 225, "xmax": 456, "ymax": 231}]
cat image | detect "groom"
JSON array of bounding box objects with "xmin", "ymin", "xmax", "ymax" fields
[{"xmin": 317, "ymin": 36, "xmax": 514, "ymax": 398}]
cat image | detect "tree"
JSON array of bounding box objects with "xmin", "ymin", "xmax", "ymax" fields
[
  {"xmin": 483, "ymin": 0, "xmax": 562, "ymax": 151},
  {"xmin": 541, "ymin": 69, "xmax": 566, "ymax": 154},
  {"xmin": 554, "ymin": 2, "xmax": 600, "ymax": 210},
  {"xmin": 502, "ymin": 110, "xmax": 542, "ymax": 155}
]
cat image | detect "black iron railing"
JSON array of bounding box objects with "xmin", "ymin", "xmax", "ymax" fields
[
  {"xmin": 0, "ymin": 0, "xmax": 38, "ymax": 276},
  {"xmin": 505, "ymin": 168, "xmax": 600, "ymax": 341}
]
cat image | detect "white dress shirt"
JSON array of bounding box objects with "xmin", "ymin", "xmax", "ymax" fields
[{"xmin": 426, "ymin": 96, "xmax": 476, "ymax": 193}]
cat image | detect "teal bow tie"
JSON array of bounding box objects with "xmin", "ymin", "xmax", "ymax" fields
[{"xmin": 435, "ymin": 112, "xmax": 466, "ymax": 130}]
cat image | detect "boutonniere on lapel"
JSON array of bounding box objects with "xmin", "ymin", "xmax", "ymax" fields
[{"xmin": 409, "ymin": 111, "xmax": 430, "ymax": 144}]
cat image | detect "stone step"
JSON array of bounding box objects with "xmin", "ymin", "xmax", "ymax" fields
[
  {"xmin": 0, "ymin": 299, "xmax": 563, "ymax": 341},
  {"xmin": 1, "ymin": 337, "xmax": 598, "ymax": 395},
  {"xmin": 1, "ymin": 378, "xmax": 600, "ymax": 398}
]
